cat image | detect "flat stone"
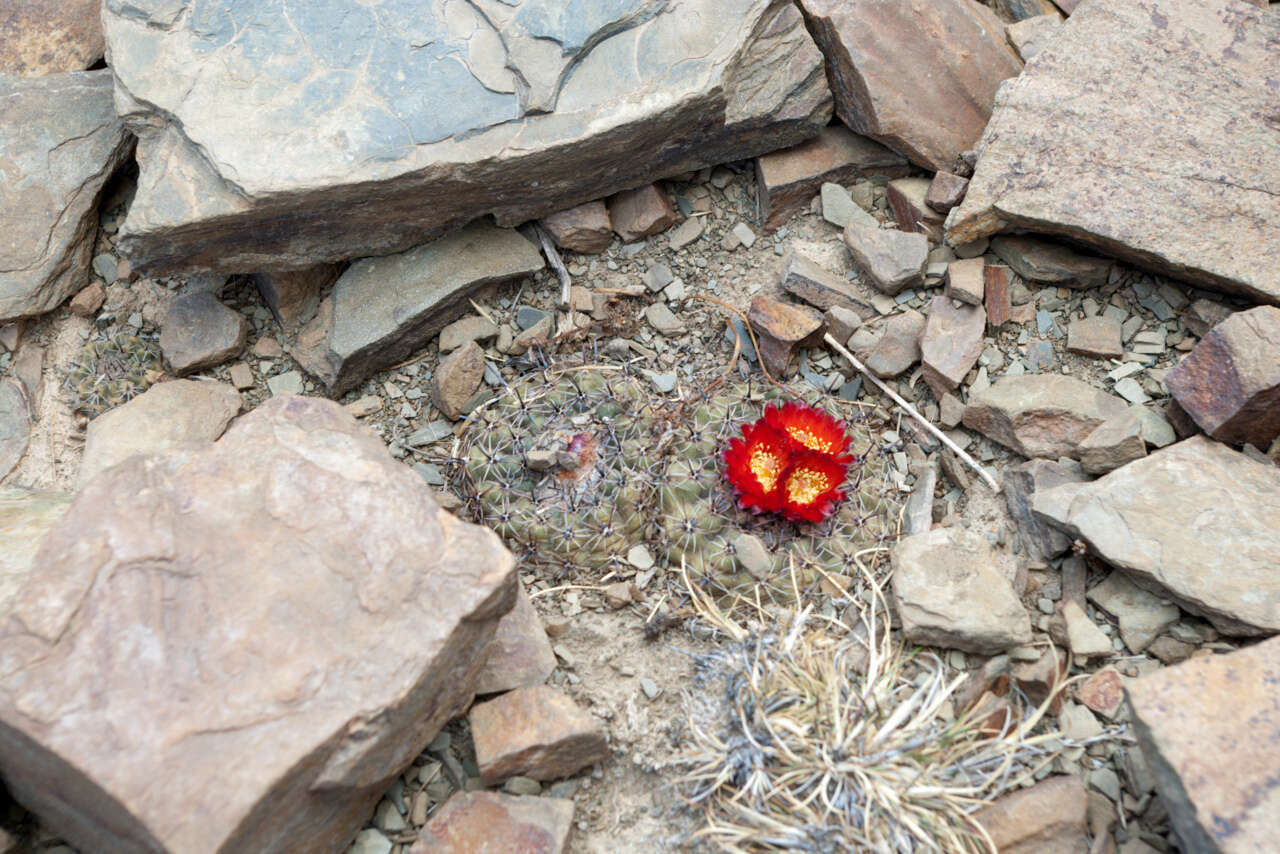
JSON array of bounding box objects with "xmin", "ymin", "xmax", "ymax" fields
[
  {"xmin": 474, "ymin": 582, "xmax": 556, "ymax": 696},
  {"xmin": 940, "ymin": 392, "xmax": 966, "ymax": 429},
  {"xmin": 747, "ymin": 295, "xmax": 822, "ymax": 378},
  {"xmin": 891, "ymin": 527, "xmax": 1032, "ymax": 655},
  {"xmin": 823, "ymin": 305, "xmax": 862, "ymax": 346},
  {"xmin": 963, "ymin": 374, "xmax": 1129, "ymax": 459},
  {"xmin": 643, "ymin": 263, "xmax": 675, "ymax": 294},
  {"xmin": 820, "ymin": 182, "xmax": 875, "ymax": 229},
  {"xmin": 755, "ymin": 125, "xmax": 908, "ymax": 231},
  {"xmin": 1067, "ymin": 316, "xmax": 1123, "ymax": 359},
  {"xmin": 432, "ymin": 341, "xmax": 486, "ymax": 421},
  {"xmin": 293, "ymin": 222, "xmax": 543, "ymax": 396},
  {"xmin": 509, "ymin": 316, "xmax": 552, "ymax": 356},
  {"xmin": 925, "ymin": 171, "xmax": 969, "ymax": 214},
  {"xmin": 857, "ymin": 309, "xmax": 925, "ymax": 379},
  {"xmin": 988, "ymin": 236, "xmax": 1112, "ymax": 289},
  {"xmin": 0, "ymin": 0, "xmax": 104, "ymax": 76},
  {"xmin": 0, "ymin": 385, "xmax": 28, "ymax": 478},
  {"xmin": 730, "ymin": 531, "xmax": 774, "ymax": 580},
  {"xmin": 79, "ymin": 380, "xmax": 242, "ymax": 486},
  {"xmin": 1126, "ymin": 636, "xmax": 1280, "ymax": 854},
  {"xmin": 944, "ymin": 257, "xmax": 984, "ymax": 306},
  {"xmin": 886, "ymin": 177, "xmax": 945, "ymax": 243},
  {"xmin": 644, "ymin": 302, "xmax": 685, "ymax": 336},
  {"xmin": 267, "ymin": 370, "xmax": 304, "ymax": 397},
  {"xmin": 1078, "ymin": 411, "xmax": 1146, "ymax": 475},
  {"xmin": 1077, "ymin": 667, "xmax": 1124, "ymax": 719},
  {"xmin": 903, "ymin": 464, "xmax": 936, "ymax": 536},
  {"xmin": 439, "ymin": 316, "xmax": 500, "ymax": 354},
  {"xmin": 1183, "ymin": 298, "xmax": 1232, "ymax": 338},
  {"xmin": 470, "ymin": 685, "xmax": 609, "ymax": 785},
  {"xmin": 921, "ymin": 296, "xmax": 985, "ymax": 397},
  {"xmin": 1166, "ymin": 306, "xmax": 1280, "ymax": 448},
  {"xmin": 540, "ymin": 201, "xmax": 613, "ymax": 254},
  {"xmin": 665, "ymin": 216, "xmax": 704, "ymax": 250},
  {"xmin": 0, "ymin": 395, "xmax": 516, "ymax": 854},
  {"xmin": 105, "ymin": 1, "xmax": 830, "ymax": 273},
  {"xmin": 1006, "ymin": 13, "xmax": 1062, "ymax": 62},
  {"xmin": 350, "ymin": 829, "xmax": 392, "ymax": 854},
  {"xmin": 608, "ymin": 184, "xmax": 677, "ymax": 242},
  {"xmin": 1129, "ymin": 404, "xmax": 1176, "ymax": 449},
  {"xmin": 972, "ymin": 775, "xmax": 1088, "ymax": 854},
  {"xmin": 781, "ymin": 252, "xmax": 875, "ymax": 317},
  {"xmin": 1033, "ymin": 436, "xmax": 1280, "ymax": 636},
  {"xmin": 1003, "ymin": 459, "xmax": 1084, "ymax": 564},
  {"xmin": 984, "ymin": 264, "xmax": 1013, "ymax": 328},
  {"xmin": 1113, "ymin": 376, "xmax": 1150, "ymax": 406},
  {"xmin": 1087, "ymin": 572, "xmax": 1180, "ymax": 655},
  {"xmin": 411, "ymin": 792, "xmax": 573, "ymax": 854},
  {"xmin": 1061, "ymin": 600, "xmax": 1112, "ymax": 658},
  {"xmin": 252, "ymin": 264, "xmax": 341, "ymax": 331},
  {"xmin": 0, "ymin": 488, "xmax": 73, "ymax": 618},
  {"xmin": 0, "ymin": 71, "xmax": 132, "ymax": 321},
  {"xmin": 159, "ymin": 292, "xmax": 250, "ymax": 376},
  {"xmin": 947, "ymin": 1, "xmax": 1279, "ymax": 304},
  {"xmin": 68, "ymin": 281, "xmax": 106, "ymax": 317},
  {"xmin": 796, "ymin": 0, "xmax": 1022, "ymax": 171},
  {"xmin": 842, "ymin": 223, "xmax": 928, "ymax": 296}
]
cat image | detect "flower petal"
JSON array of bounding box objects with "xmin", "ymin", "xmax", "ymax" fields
[
  {"xmin": 723, "ymin": 421, "xmax": 790, "ymax": 513},
  {"xmin": 764, "ymin": 401, "xmax": 853, "ymax": 462},
  {"xmin": 778, "ymin": 450, "xmax": 848, "ymax": 523}
]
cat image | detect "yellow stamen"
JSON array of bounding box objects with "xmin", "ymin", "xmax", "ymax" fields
[
  {"xmin": 749, "ymin": 447, "xmax": 784, "ymax": 491},
  {"xmin": 786, "ymin": 466, "xmax": 831, "ymax": 506},
  {"xmin": 787, "ymin": 426, "xmax": 834, "ymax": 454}
]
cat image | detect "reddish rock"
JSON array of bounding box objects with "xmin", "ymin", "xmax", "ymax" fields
[
  {"xmin": 607, "ymin": 184, "xmax": 677, "ymax": 242},
  {"xmin": 431, "ymin": 340, "xmax": 486, "ymax": 421},
  {"xmin": 925, "ymin": 171, "xmax": 969, "ymax": 213},
  {"xmin": 470, "ymin": 685, "xmax": 609, "ymax": 785},
  {"xmin": 1067, "ymin": 316, "xmax": 1123, "ymax": 359},
  {"xmin": 780, "ymin": 251, "xmax": 875, "ymax": 317},
  {"xmin": 990, "ymin": 236, "xmax": 1112, "ymax": 288},
  {"xmin": 411, "ymin": 792, "xmax": 573, "ymax": 854},
  {"xmin": 1164, "ymin": 399, "xmax": 1201, "ymax": 439},
  {"xmin": 747, "ymin": 295, "xmax": 823, "ymax": 379},
  {"xmin": 921, "ymin": 296, "xmax": 984, "ymax": 397},
  {"xmin": 964, "ymin": 374, "xmax": 1129, "ymax": 459},
  {"xmin": 1078, "ymin": 411, "xmax": 1146, "ymax": 475},
  {"xmin": 944, "ymin": 257, "xmax": 985, "ymax": 306},
  {"xmin": 843, "ymin": 223, "xmax": 928, "ymax": 295},
  {"xmin": 886, "ymin": 177, "xmax": 945, "ymax": 242},
  {"xmin": 755, "ymin": 125, "xmax": 907, "ymax": 231},
  {"xmin": 474, "ymin": 582, "xmax": 556, "ymax": 696},
  {"xmin": 68, "ymin": 281, "xmax": 106, "ymax": 317},
  {"xmin": 0, "ymin": 0, "xmax": 104, "ymax": 76},
  {"xmin": 1166, "ymin": 306, "xmax": 1280, "ymax": 448},
  {"xmin": 974, "ymin": 775, "xmax": 1088, "ymax": 854},
  {"xmin": 158, "ymin": 291, "xmax": 250, "ymax": 375},
  {"xmin": 1183, "ymin": 298, "xmax": 1232, "ymax": 338},
  {"xmin": 540, "ymin": 202, "xmax": 613, "ymax": 254},
  {"xmin": 984, "ymin": 264, "xmax": 1013, "ymax": 328},
  {"xmin": 796, "ymin": 0, "xmax": 1022, "ymax": 171},
  {"xmin": 1077, "ymin": 668, "xmax": 1123, "ymax": 719},
  {"xmin": 253, "ymin": 264, "xmax": 341, "ymax": 330}
]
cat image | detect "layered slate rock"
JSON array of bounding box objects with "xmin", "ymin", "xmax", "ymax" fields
[
  {"xmin": 0, "ymin": 488, "xmax": 72, "ymax": 616},
  {"xmin": 1003, "ymin": 459, "xmax": 1086, "ymax": 565},
  {"xmin": 963, "ymin": 374, "xmax": 1129, "ymax": 459},
  {"xmin": 947, "ymin": 0, "xmax": 1280, "ymax": 304},
  {"xmin": 0, "ymin": 0, "xmax": 104, "ymax": 76},
  {"xmin": 1126, "ymin": 636, "xmax": 1280, "ymax": 853},
  {"xmin": 0, "ymin": 71, "xmax": 133, "ymax": 321},
  {"xmin": 103, "ymin": 0, "xmax": 832, "ymax": 272},
  {"xmin": 921, "ymin": 296, "xmax": 984, "ymax": 397},
  {"xmin": 0, "ymin": 396, "xmax": 517, "ymax": 854},
  {"xmin": 473, "ymin": 583, "xmax": 556, "ymax": 696},
  {"xmin": 1033, "ymin": 437, "xmax": 1280, "ymax": 636},
  {"xmin": 293, "ymin": 222, "xmax": 543, "ymax": 396},
  {"xmin": 796, "ymin": 0, "xmax": 1021, "ymax": 171}
]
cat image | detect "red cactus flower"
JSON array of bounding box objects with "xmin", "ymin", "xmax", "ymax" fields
[
  {"xmin": 723, "ymin": 421, "xmax": 792, "ymax": 514},
  {"xmin": 778, "ymin": 450, "xmax": 848, "ymax": 523},
  {"xmin": 764, "ymin": 401, "xmax": 853, "ymax": 463}
]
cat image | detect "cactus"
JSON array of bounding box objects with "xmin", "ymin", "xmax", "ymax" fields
[{"xmin": 62, "ymin": 331, "xmax": 163, "ymax": 418}]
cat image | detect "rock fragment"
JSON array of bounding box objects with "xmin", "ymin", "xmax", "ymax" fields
[
  {"xmin": 1002, "ymin": 459, "xmax": 1085, "ymax": 565},
  {"xmin": 780, "ymin": 252, "xmax": 875, "ymax": 316},
  {"xmin": 1005, "ymin": 14, "xmax": 1062, "ymax": 62},
  {"xmin": 411, "ymin": 792, "xmax": 574, "ymax": 854},
  {"xmin": 439, "ymin": 316, "xmax": 500, "ymax": 354},
  {"xmin": 925, "ymin": 171, "xmax": 969, "ymax": 214},
  {"xmin": 1067, "ymin": 316, "xmax": 1123, "ymax": 359},
  {"xmin": 252, "ymin": 264, "xmax": 340, "ymax": 331},
  {"xmin": 432, "ymin": 341, "xmax": 486, "ymax": 420},
  {"xmin": 963, "ymin": 374, "xmax": 1129, "ymax": 458},
  {"xmin": 920, "ymin": 296, "xmax": 985, "ymax": 397},
  {"xmin": 0, "ymin": 488, "xmax": 73, "ymax": 617},
  {"xmin": 540, "ymin": 202, "xmax": 613, "ymax": 254},
  {"xmin": 1078, "ymin": 411, "xmax": 1146, "ymax": 475},
  {"xmin": 886, "ymin": 177, "xmax": 945, "ymax": 242},
  {"xmin": 0, "ymin": 0, "xmax": 104, "ymax": 76},
  {"xmin": 842, "ymin": 223, "xmax": 928, "ymax": 295},
  {"xmin": 474, "ymin": 582, "xmax": 556, "ymax": 696},
  {"xmin": 747, "ymin": 296, "xmax": 822, "ymax": 378},
  {"xmin": 944, "ymin": 258, "xmax": 984, "ymax": 306},
  {"xmin": 607, "ymin": 185, "xmax": 678, "ymax": 242},
  {"xmin": 972, "ymin": 775, "xmax": 1087, "ymax": 854},
  {"xmin": 989, "ymin": 236, "xmax": 1111, "ymax": 289},
  {"xmin": 853, "ymin": 309, "xmax": 925, "ymax": 379},
  {"xmin": 158, "ymin": 292, "xmax": 250, "ymax": 375},
  {"xmin": 1060, "ymin": 601, "xmax": 1111, "ymax": 658},
  {"xmin": 0, "ymin": 382, "xmax": 30, "ymax": 480},
  {"xmin": 983, "ymin": 264, "xmax": 1013, "ymax": 328},
  {"xmin": 470, "ymin": 685, "xmax": 609, "ymax": 785},
  {"xmin": 820, "ymin": 182, "xmax": 876, "ymax": 230},
  {"xmin": 1087, "ymin": 572, "xmax": 1180, "ymax": 654}
]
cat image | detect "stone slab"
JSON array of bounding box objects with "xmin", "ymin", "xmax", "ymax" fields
[
  {"xmin": 0, "ymin": 0, "xmax": 104, "ymax": 76},
  {"xmin": 0, "ymin": 487, "xmax": 72, "ymax": 617},
  {"xmin": 0, "ymin": 381, "xmax": 29, "ymax": 480},
  {"xmin": 963, "ymin": 374, "xmax": 1129, "ymax": 459},
  {"xmin": 411, "ymin": 792, "xmax": 574, "ymax": 854}
]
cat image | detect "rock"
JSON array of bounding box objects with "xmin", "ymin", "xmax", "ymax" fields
[
  {"xmin": 68, "ymin": 281, "xmax": 106, "ymax": 317},
  {"xmin": 644, "ymin": 302, "xmax": 685, "ymax": 336},
  {"xmin": 12, "ymin": 345, "xmax": 42, "ymax": 416},
  {"xmin": 1012, "ymin": 647, "xmax": 1066, "ymax": 713},
  {"xmin": 0, "ymin": 488, "xmax": 73, "ymax": 617},
  {"xmin": 1087, "ymin": 573, "xmax": 1180, "ymax": 654},
  {"xmin": 1078, "ymin": 411, "xmax": 1146, "ymax": 475},
  {"xmin": 963, "ymin": 374, "xmax": 1129, "ymax": 459},
  {"xmin": 731, "ymin": 531, "xmax": 775, "ymax": 580},
  {"xmin": 972, "ymin": 775, "xmax": 1088, "ymax": 854},
  {"xmin": 158, "ymin": 292, "xmax": 250, "ymax": 376},
  {"xmin": 925, "ymin": 171, "xmax": 969, "ymax": 214},
  {"xmin": 1061, "ymin": 601, "xmax": 1111, "ymax": 658},
  {"xmin": 1126, "ymin": 636, "xmax": 1280, "ymax": 854},
  {"xmin": 820, "ymin": 182, "xmax": 876, "ymax": 229},
  {"xmin": 470, "ymin": 685, "xmax": 609, "ymax": 785},
  {"xmin": 253, "ymin": 264, "xmax": 341, "ymax": 331},
  {"xmin": 1077, "ymin": 668, "xmax": 1124, "ymax": 719},
  {"xmin": 608, "ymin": 184, "xmax": 678, "ymax": 242},
  {"xmin": 984, "ymin": 264, "xmax": 1013, "ymax": 328},
  {"xmin": 842, "ymin": 223, "xmax": 928, "ymax": 296},
  {"xmin": 988, "ymin": 236, "xmax": 1112, "ymax": 289},
  {"xmin": 474, "ymin": 582, "xmax": 556, "ymax": 696},
  {"xmin": 1183, "ymin": 298, "xmax": 1232, "ymax": 338},
  {"xmin": 509, "ymin": 316, "xmax": 553, "ymax": 356},
  {"xmin": 1129, "ymin": 404, "xmax": 1176, "ymax": 449},
  {"xmin": 644, "ymin": 264, "xmax": 675, "ymax": 294},
  {"xmin": 0, "ymin": 395, "xmax": 517, "ymax": 854},
  {"xmin": 947, "ymin": 1, "xmax": 1279, "ymax": 304},
  {"xmin": 886, "ymin": 177, "xmax": 945, "ymax": 242},
  {"xmin": 747, "ymin": 295, "xmax": 822, "ymax": 378},
  {"xmin": 755, "ymin": 125, "xmax": 907, "ymax": 231},
  {"xmin": 349, "ymin": 829, "xmax": 392, "ymax": 854},
  {"xmin": 1033, "ymin": 436, "xmax": 1280, "ymax": 636},
  {"xmin": 891, "ymin": 528, "xmax": 1032, "ymax": 655},
  {"xmin": 939, "ymin": 393, "xmax": 966, "ymax": 429},
  {"xmin": 411, "ymin": 792, "xmax": 573, "ymax": 854},
  {"xmin": 857, "ymin": 309, "xmax": 925, "ymax": 379},
  {"xmin": 602, "ymin": 582, "xmax": 633, "ymax": 609},
  {"xmin": 780, "ymin": 252, "xmax": 875, "ymax": 317},
  {"xmin": 1006, "ymin": 14, "xmax": 1062, "ymax": 62},
  {"xmin": 903, "ymin": 464, "xmax": 936, "ymax": 536},
  {"xmin": 540, "ymin": 202, "xmax": 613, "ymax": 254},
  {"xmin": 516, "ymin": 306, "xmax": 550, "ymax": 331},
  {"xmin": 79, "ymin": 380, "xmax": 243, "ymax": 486},
  {"xmin": 0, "ymin": 71, "xmax": 132, "ymax": 321},
  {"xmin": 1002, "ymin": 460, "xmax": 1085, "ymax": 565},
  {"xmin": 944, "ymin": 258, "xmax": 984, "ymax": 306},
  {"xmin": 0, "ymin": 381, "xmax": 30, "ymax": 480},
  {"xmin": 823, "ymin": 306, "xmax": 862, "ymax": 346},
  {"xmin": 292, "ymin": 222, "xmax": 543, "ymax": 396},
  {"xmin": 1166, "ymin": 306, "xmax": 1280, "ymax": 448},
  {"xmin": 439, "ymin": 316, "xmax": 500, "ymax": 354},
  {"xmin": 0, "ymin": 0, "xmax": 104, "ymax": 76},
  {"xmin": 920, "ymin": 296, "xmax": 984, "ymax": 397},
  {"xmin": 266, "ymin": 370, "xmax": 304, "ymax": 397},
  {"xmin": 796, "ymin": 0, "xmax": 1022, "ymax": 171},
  {"xmin": 1067, "ymin": 316, "xmax": 1123, "ymax": 359},
  {"xmin": 432, "ymin": 341, "xmax": 486, "ymax": 421},
  {"xmin": 106, "ymin": 0, "xmax": 830, "ymax": 272}
]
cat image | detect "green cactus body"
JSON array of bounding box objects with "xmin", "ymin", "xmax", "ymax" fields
[{"xmin": 62, "ymin": 332, "xmax": 163, "ymax": 418}]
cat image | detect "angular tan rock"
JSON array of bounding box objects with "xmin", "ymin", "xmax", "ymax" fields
[
  {"xmin": 158, "ymin": 292, "xmax": 250, "ymax": 375},
  {"xmin": 796, "ymin": 0, "xmax": 1022, "ymax": 171},
  {"xmin": 1003, "ymin": 459, "xmax": 1086, "ymax": 564},
  {"xmin": 842, "ymin": 223, "xmax": 928, "ymax": 296},
  {"xmin": 947, "ymin": 0, "xmax": 1280, "ymax": 304},
  {"xmin": 607, "ymin": 184, "xmax": 677, "ymax": 242},
  {"xmin": 1078, "ymin": 411, "xmax": 1146, "ymax": 475},
  {"xmin": 854, "ymin": 309, "xmax": 926, "ymax": 379},
  {"xmin": 944, "ymin": 257, "xmax": 985, "ymax": 306},
  {"xmin": 984, "ymin": 264, "xmax": 1013, "ymax": 328},
  {"xmin": 921, "ymin": 296, "xmax": 985, "ymax": 397},
  {"xmin": 886, "ymin": 177, "xmax": 945, "ymax": 242},
  {"xmin": 1087, "ymin": 572, "xmax": 1180, "ymax": 654},
  {"xmin": 780, "ymin": 251, "xmax": 875, "ymax": 317},
  {"xmin": 0, "ymin": 0, "xmax": 104, "ymax": 76},
  {"xmin": 0, "ymin": 381, "xmax": 30, "ymax": 480},
  {"xmin": 925, "ymin": 171, "xmax": 969, "ymax": 215},
  {"xmin": 0, "ymin": 488, "xmax": 72, "ymax": 617},
  {"xmin": 989, "ymin": 236, "xmax": 1112, "ymax": 288},
  {"xmin": 972, "ymin": 775, "xmax": 1088, "ymax": 854},
  {"xmin": 473, "ymin": 581, "xmax": 556, "ymax": 696},
  {"xmin": 411, "ymin": 792, "xmax": 574, "ymax": 854},
  {"xmin": 540, "ymin": 202, "xmax": 613, "ymax": 254},
  {"xmin": 963, "ymin": 374, "xmax": 1129, "ymax": 459},
  {"xmin": 1033, "ymin": 436, "xmax": 1280, "ymax": 636},
  {"xmin": 471, "ymin": 685, "xmax": 609, "ymax": 785},
  {"xmin": 252, "ymin": 264, "xmax": 341, "ymax": 330},
  {"xmin": 1126, "ymin": 636, "xmax": 1280, "ymax": 854},
  {"xmin": 1006, "ymin": 13, "xmax": 1063, "ymax": 62},
  {"xmin": 0, "ymin": 395, "xmax": 517, "ymax": 854},
  {"xmin": 747, "ymin": 295, "xmax": 823, "ymax": 378},
  {"xmin": 1067, "ymin": 316, "xmax": 1123, "ymax": 359},
  {"xmin": 431, "ymin": 340, "xmax": 486, "ymax": 421}
]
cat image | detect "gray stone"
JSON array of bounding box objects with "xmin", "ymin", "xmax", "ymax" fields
[
  {"xmin": 731, "ymin": 222, "xmax": 756, "ymax": 248},
  {"xmin": 823, "ymin": 305, "xmax": 862, "ymax": 346},
  {"xmin": 0, "ymin": 488, "xmax": 73, "ymax": 618},
  {"xmin": 159, "ymin": 292, "xmax": 250, "ymax": 376},
  {"xmin": 858, "ymin": 309, "xmax": 925, "ymax": 379},
  {"xmin": 821, "ymin": 182, "xmax": 875, "ymax": 229},
  {"xmin": 1078, "ymin": 411, "xmax": 1146, "ymax": 475},
  {"xmin": 989, "ymin": 236, "xmax": 1112, "ymax": 289},
  {"xmin": 105, "ymin": 0, "xmax": 831, "ymax": 273},
  {"xmin": 292, "ymin": 222, "xmax": 543, "ymax": 396},
  {"xmin": 666, "ymin": 216, "xmax": 704, "ymax": 250},
  {"xmin": 644, "ymin": 264, "xmax": 675, "ymax": 294},
  {"xmin": 0, "ymin": 395, "xmax": 517, "ymax": 854},
  {"xmin": 515, "ymin": 305, "xmax": 550, "ymax": 331},
  {"xmin": 964, "ymin": 374, "xmax": 1129, "ymax": 459},
  {"xmin": 439, "ymin": 316, "xmax": 500, "ymax": 354},
  {"xmin": 644, "ymin": 303, "xmax": 684, "ymax": 336},
  {"xmin": 0, "ymin": 71, "xmax": 132, "ymax": 321},
  {"xmin": 781, "ymin": 252, "xmax": 875, "ymax": 317},
  {"xmin": 730, "ymin": 531, "xmax": 774, "ymax": 580},
  {"xmin": 253, "ymin": 264, "xmax": 341, "ymax": 331},
  {"xmin": 474, "ymin": 582, "xmax": 556, "ymax": 696},
  {"xmin": 1006, "ymin": 13, "xmax": 1062, "ymax": 62},
  {"xmin": 1003, "ymin": 460, "xmax": 1086, "ymax": 565},
  {"xmin": 1087, "ymin": 572, "xmax": 1180, "ymax": 654},
  {"xmin": 432, "ymin": 341, "xmax": 486, "ymax": 421},
  {"xmin": 540, "ymin": 202, "xmax": 612, "ymax": 254},
  {"xmin": 947, "ymin": 1, "xmax": 1280, "ymax": 305},
  {"xmin": 266, "ymin": 370, "xmax": 305, "ymax": 396},
  {"xmin": 1034, "ymin": 436, "xmax": 1280, "ymax": 636},
  {"xmin": 0, "ymin": 381, "xmax": 29, "ymax": 480},
  {"xmin": 348, "ymin": 829, "xmax": 392, "ymax": 854},
  {"xmin": 921, "ymin": 296, "xmax": 985, "ymax": 397},
  {"xmin": 842, "ymin": 223, "xmax": 928, "ymax": 296},
  {"xmin": 1183, "ymin": 298, "xmax": 1232, "ymax": 338},
  {"xmin": 1130, "ymin": 405, "xmax": 1176, "ymax": 449}
]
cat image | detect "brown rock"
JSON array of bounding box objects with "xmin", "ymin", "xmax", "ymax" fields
[
  {"xmin": 995, "ymin": 0, "xmax": 1061, "ymax": 20},
  {"xmin": 973, "ymin": 775, "xmax": 1088, "ymax": 854},
  {"xmin": 1126, "ymin": 636, "xmax": 1280, "ymax": 853},
  {"xmin": 921, "ymin": 296, "xmax": 985, "ymax": 397},
  {"xmin": 925, "ymin": 171, "xmax": 969, "ymax": 214},
  {"xmin": 432, "ymin": 340, "xmax": 486, "ymax": 421},
  {"xmin": 1145, "ymin": 636, "xmax": 1195, "ymax": 665},
  {"xmin": 1078, "ymin": 411, "xmax": 1146, "ymax": 475},
  {"xmin": 438, "ymin": 315, "xmax": 500, "ymax": 354},
  {"xmin": 858, "ymin": 309, "xmax": 926, "ymax": 379},
  {"xmin": 947, "ymin": 1, "xmax": 1279, "ymax": 304},
  {"xmin": 886, "ymin": 177, "xmax": 945, "ymax": 242},
  {"xmin": 985, "ymin": 264, "xmax": 1013, "ymax": 328},
  {"xmin": 1067, "ymin": 316, "xmax": 1123, "ymax": 359},
  {"xmin": 940, "ymin": 392, "xmax": 966, "ymax": 429},
  {"xmin": 1006, "ymin": 13, "xmax": 1063, "ymax": 62},
  {"xmin": 0, "ymin": 322, "xmax": 21, "ymax": 353},
  {"xmin": 474, "ymin": 582, "xmax": 556, "ymax": 696},
  {"xmin": 963, "ymin": 374, "xmax": 1129, "ymax": 458},
  {"xmin": 0, "ymin": 381, "xmax": 30, "ymax": 480},
  {"xmin": 68, "ymin": 281, "xmax": 106, "ymax": 317},
  {"xmin": 796, "ymin": 0, "xmax": 1022, "ymax": 171},
  {"xmin": 842, "ymin": 223, "xmax": 929, "ymax": 295},
  {"xmin": 607, "ymin": 184, "xmax": 677, "ymax": 242},
  {"xmin": 1003, "ymin": 459, "xmax": 1086, "ymax": 564},
  {"xmin": 540, "ymin": 201, "xmax": 613, "ymax": 254},
  {"xmin": 228, "ymin": 363, "xmax": 254, "ymax": 390},
  {"xmin": 159, "ymin": 291, "xmax": 250, "ymax": 375},
  {"xmin": 823, "ymin": 306, "xmax": 862, "ymax": 346},
  {"xmin": 755, "ymin": 125, "xmax": 908, "ymax": 231},
  {"xmin": 253, "ymin": 264, "xmax": 341, "ymax": 330},
  {"xmin": 989, "ymin": 236, "xmax": 1112, "ymax": 288},
  {"xmin": 470, "ymin": 685, "xmax": 609, "ymax": 785},
  {"xmin": 780, "ymin": 251, "xmax": 875, "ymax": 317},
  {"xmin": 1164, "ymin": 398, "xmax": 1201, "ymax": 440},
  {"xmin": 411, "ymin": 791, "xmax": 573, "ymax": 854},
  {"xmin": 1077, "ymin": 668, "xmax": 1124, "ymax": 719},
  {"xmin": 0, "ymin": 0, "xmax": 104, "ymax": 76},
  {"xmin": 1166, "ymin": 306, "xmax": 1280, "ymax": 448},
  {"xmin": 1183, "ymin": 298, "xmax": 1232, "ymax": 338},
  {"xmin": 944, "ymin": 257, "xmax": 984, "ymax": 305},
  {"xmin": 1012, "ymin": 647, "xmax": 1067, "ymax": 714},
  {"xmin": 747, "ymin": 295, "xmax": 823, "ymax": 379},
  {"xmin": 0, "ymin": 487, "xmax": 73, "ymax": 617},
  {"xmin": 0, "ymin": 395, "xmax": 517, "ymax": 854},
  {"xmin": 12, "ymin": 344, "xmax": 42, "ymax": 416}
]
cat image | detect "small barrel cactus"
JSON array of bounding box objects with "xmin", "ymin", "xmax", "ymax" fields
[{"xmin": 62, "ymin": 331, "xmax": 164, "ymax": 418}]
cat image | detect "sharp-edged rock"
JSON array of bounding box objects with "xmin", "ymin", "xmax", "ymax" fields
[
  {"xmin": 411, "ymin": 792, "xmax": 573, "ymax": 854},
  {"xmin": 795, "ymin": 0, "xmax": 1022, "ymax": 171},
  {"xmin": 886, "ymin": 177, "xmax": 945, "ymax": 242},
  {"xmin": 0, "ymin": 381, "xmax": 30, "ymax": 480},
  {"xmin": 1078, "ymin": 410, "xmax": 1146, "ymax": 475},
  {"xmin": 947, "ymin": 0, "xmax": 1280, "ymax": 304},
  {"xmin": 540, "ymin": 202, "xmax": 613, "ymax": 254},
  {"xmin": 989, "ymin": 236, "xmax": 1112, "ymax": 289},
  {"xmin": 253, "ymin": 264, "xmax": 341, "ymax": 331},
  {"xmin": 1183, "ymin": 298, "xmax": 1232, "ymax": 338},
  {"xmin": 0, "ymin": 488, "xmax": 73, "ymax": 617},
  {"xmin": 747, "ymin": 295, "xmax": 822, "ymax": 378},
  {"xmin": 944, "ymin": 257, "xmax": 984, "ymax": 306},
  {"xmin": 842, "ymin": 223, "xmax": 928, "ymax": 296},
  {"xmin": 1003, "ymin": 459, "xmax": 1085, "ymax": 565},
  {"xmin": 0, "ymin": 395, "xmax": 517, "ymax": 854},
  {"xmin": 607, "ymin": 184, "xmax": 678, "ymax": 242},
  {"xmin": 972, "ymin": 775, "xmax": 1088, "ymax": 854},
  {"xmin": 780, "ymin": 251, "xmax": 875, "ymax": 316},
  {"xmin": 432, "ymin": 340, "xmax": 486, "ymax": 421},
  {"xmin": 1060, "ymin": 600, "xmax": 1112, "ymax": 659},
  {"xmin": 470, "ymin": 685, "xmax": 609, "ymax": 785},
  {"xmin": 925, "ymin": 171, "xmax": 969, "ymax": 214},
  {"xmin": 0, "ymin": 70, "xmax": 133, "ymax": 321},
  {"xmin": 292, "ymin": 222, "xmax": 543, "ymax": 396},
  {"xmin": 853, "ymin": 309, "xmax": 925, "ymax": 379},
  {"xmin": 1067, "ymin": 316, "xmax": 1123, "ymax": 359},
  {"xmin": 984, "ymin": 264, "xmax": 1013, "ymax": 328},
  {"xmin": 1087, "ymin": 572, "xmax": 1180, "ymax": 654},
  {"xmin": 104, "ymin": 0, "xmax": 831, "ymax": 272},
  {"xmin": 0, "ymin": 0, "xmax": 104, "ymax": 76},
  {"xmin": 473, "ymin": 581, "xmax": 556, "ymax": 696},
  {"xmin": 1005, "ymin": 13, "xmax": 1063, "ymax": 62},
  {"xmin": 1033, "ymin": 436, "xmax": 1280, "ymax": 636},
  {"xmin": 921, "ymin": 295, "xmax": 985, "ymax": 397},
  {"xmin": 963, "ymin": 374, "xmax": 1129, "ymax": 458},
  {"xmin": 158, "ymin": 292, "xmax": 250, "ymax": 376},
  {"xmin": 821, "ymin": 182, "xmax": 876, "ymax": 230}
]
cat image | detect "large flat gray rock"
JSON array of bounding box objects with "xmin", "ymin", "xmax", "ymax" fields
[
  {"xmin": 0, "ymin": 70, "xmax": 133, "ymax": 321},
  {"xmin": 947, "ymin": 0, "xmax": 1280, "ymax": 305},
  {"xmin": 104, "ymin": 0, "xmax": 831, "ymax": 273},
  {"xmin": 1034, "ymin": 436, "xmax": 1280, "ymax": 636}
]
